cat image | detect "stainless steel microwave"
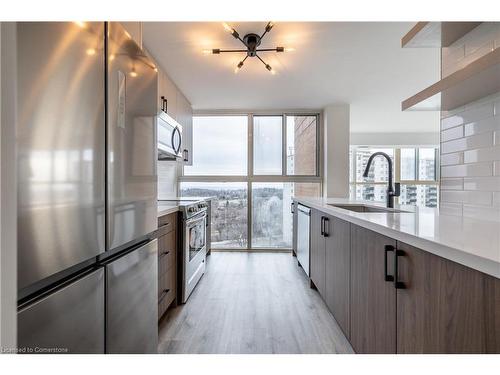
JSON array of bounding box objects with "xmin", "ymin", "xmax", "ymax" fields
[{"xmin": 157, "ymin": 111, "xmax": 183, "ymax": 160}]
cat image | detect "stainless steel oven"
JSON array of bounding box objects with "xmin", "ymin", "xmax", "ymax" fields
[{"xmin": 180, "ymin": 201, "xmax": 208, "ymax": 303}]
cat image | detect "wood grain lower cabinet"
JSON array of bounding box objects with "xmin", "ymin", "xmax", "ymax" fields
[
  {"xmin": 324, "ymin": 216, "xmax": 350, "ymax": 338},
  {"xmin": 157, "ymin": 212, "xmax": 178, "ymax": 320},
  {"xmin": 309, "ymin": 210, "xmax": 351, "ymax": 337},
  {"xmin": 310, "ymin": 209, "xmax": 325, "ymax": 295},
  {"xmin": 350, "ymin": 225, "xmax": 397, "ymax": 354},
  {"xmin": 396, "ymin": 241, "xmax": 500, "ymax": 353}
]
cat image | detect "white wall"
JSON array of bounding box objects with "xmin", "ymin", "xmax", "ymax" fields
[
  {"xmin": 350, "ymin": 132, "xmax": 439, "ymax": 146},
  {"xmin": 1, "ymin": 22, "xmax": 17, "ymax": 351},
  {"xmin": 323, "ymin": 104, "xmax": 350, "ymax": 198}
]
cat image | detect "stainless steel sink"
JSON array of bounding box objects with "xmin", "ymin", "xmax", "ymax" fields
[{"xmin": 328, "ymin": 204, "xmax": 410, "ymax": 213}]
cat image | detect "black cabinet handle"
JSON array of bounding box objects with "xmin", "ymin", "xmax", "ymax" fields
[
  {"xmin": 384, "ymin": 245, "xmax": 394, "ymax": 282},
  {"xmin": 394, "ymin": 249, "xmax": 406, "ymax": 289},
  {"xmin": 291, "ymin": 202, "xmax": 294, "ymax": 214},
  {"xmin": 160, "ymin": 96, "xmax": 166, "ymax": 112},
  {"xmin": 323, "ymin": 217, "xmax": 330, "ymax": 237},
  {"xmin": 159, "ymin": 250, "xmax": 170, "ymax": 258},
  {"xmin": 320, "ymin": 216, "xmax": 325, "ymax": 236},
  {"xmin": 183, "ymin": 149, "xmax": 189, "ymax": 162}
]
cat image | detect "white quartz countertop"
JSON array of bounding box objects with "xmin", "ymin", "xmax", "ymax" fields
[
  {"xmin": 157, "ymin": 202, "xmax": 180, "ymax": 218},
  {"xmin": 293, "ymin": 197, "xmax": 500, "ymax": 279},
  {"xmin": 157, "ymin": 196, "xmax": 214, "ymax": 218}
]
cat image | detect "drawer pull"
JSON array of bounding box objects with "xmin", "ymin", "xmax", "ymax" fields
[
  {"xmin": 384, "ymin": 245, "xmax": 394, "ymax": 282},
  {"xmin": 158, "ymin": 289, "xmax": 170, "ymax": 303},
  {"xmin": 159, "ymin": 222, "xmax": 171, "ymax": 229},
  {"xmin": 159, "ymin": 250, "xmax": 170, "ymax": 258},
  {"xmin": 394, "ymin": 249, "xmax": 406, "ymax": 289}
]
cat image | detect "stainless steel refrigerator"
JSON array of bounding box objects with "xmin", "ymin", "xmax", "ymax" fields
[{"xmin": 16, "ymin": 22, "xmax": 159, "ymax": 354}]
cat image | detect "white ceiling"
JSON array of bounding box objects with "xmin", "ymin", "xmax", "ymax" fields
[{"xmin": 143, "ymin": 22, "xmax": 440, "ymax": 133}]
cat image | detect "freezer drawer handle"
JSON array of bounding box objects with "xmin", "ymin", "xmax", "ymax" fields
[{"xmin": 158, "ymin": 289, "xmax": 170, "ymax": 303}]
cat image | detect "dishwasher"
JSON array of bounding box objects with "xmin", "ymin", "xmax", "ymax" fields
[{"xmin": 297, "ymin": 204, "xmax": 311, "ymax": 276}]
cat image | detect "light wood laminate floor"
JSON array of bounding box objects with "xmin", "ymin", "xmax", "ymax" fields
[{"xmin": 158, "ymin": 252, "xmax": 354, "ymax": 354}]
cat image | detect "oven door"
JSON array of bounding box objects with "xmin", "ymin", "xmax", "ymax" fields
[
  {"xmin": 182, "ymin": 211, "xmax": 207, "ymax": 303},
  {"xmin": 187, "ymin": 212, "xmax": 206, "ymax": 261}
]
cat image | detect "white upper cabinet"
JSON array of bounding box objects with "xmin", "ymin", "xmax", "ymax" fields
[
  {"xmin": 144, "ymin": 46, "xmax": 193, "ymax": 164},
  {"xmin": 176, "ymin": 91, "xmax": 193, "ymax": 165}
]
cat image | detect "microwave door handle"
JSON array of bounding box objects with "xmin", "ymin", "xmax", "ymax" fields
[{"xmin": 171, "ymin": 126, "xmax": 182, "ymax": 155}]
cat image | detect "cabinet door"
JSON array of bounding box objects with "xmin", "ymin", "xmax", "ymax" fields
[
  {"xmin": 350, "ymin": 225, "xmax": 396, "ymax": 353},
  {"xmin": 396, "ymin": 242, "xmax": 500, "ymax": 353},
  {"xmin": 177, "ymin": 91, "xmax": 193, "ymax": 165},
  {"xmin": 325, "ymin": 216, "xmax": 350, "ymax": 338},
  {"xmin": 310, "ymin": 209, "xmax": 325, "ymax": 296},
  {"xmin": 164, "ymin": 74, "xmax": 178, "ymax": 120}
]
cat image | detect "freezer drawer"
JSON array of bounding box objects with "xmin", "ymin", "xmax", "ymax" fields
[
  {"xmin": 17, "ymin": 268, "xmax": 105, "ymax": 354},
  {"xmin": 16, "ymin": 22, "xmax": 106, "ymax": 290},
  {"xmin": 106, "ymin": 240, "xmax": 158, "ymax": 353}
]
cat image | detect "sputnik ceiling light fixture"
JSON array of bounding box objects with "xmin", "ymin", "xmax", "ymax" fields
[{"xmin": 203, "ymin": 22, "xmax": 294, "ymax": 74}]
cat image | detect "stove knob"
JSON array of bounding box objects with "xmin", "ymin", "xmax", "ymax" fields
[{"xmin": 188, "ymin": 206, "xmax": 196, "ymax": 213}]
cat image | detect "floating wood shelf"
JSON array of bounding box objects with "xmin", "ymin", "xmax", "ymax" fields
[
  {"xmin": 402, "ymin": 22, "xmax": 481, "ymax": 48},
  {"xmin": 402, "ymin": 47, "xmax": 500, "ymax": 111}
]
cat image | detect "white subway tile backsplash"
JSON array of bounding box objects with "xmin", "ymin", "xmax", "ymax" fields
[
  {"xmin": 463, "ymin": 176, "xmax": 500, "ymax": 191},
  {"xmin": 441, "ymin": 190, "xmax": 492, "ymax": 205},
  {"xmin": 441, "ymin": 114, "xmax": 466, "ymax": 130},
  {"xmin": 439, "ymin": 24, "xmax": 500, "ymax": 222},
  {"xmin": 440, "ymin": 152, "xmax": 463, "ymax": 166},
  {"xmin": 495, "ymin": 161, "xmax": 500, "ymax": 176},
  {"xmin": 441, "ymin": 162, "xmax": 492, "ymax": 178},
  {"xmin": 464, "ymin": 116, "xmax": 500, "ymax": 136},
  {"xmin": 462, "ymin": 204, "xmax": 500, "ymax": 222},
  {"xmin": 440, "ymin": 178, "xmax": 464, "ymax": 190},
  {"xmin": 463, "ymin": 145, "xmax": 500, "ymax": 163},
  {"xmin": 157, "ymin": 161, "xmax": 179, "ymax": 199},
  {"xmin": 439, "ymin": 202, "xmax": 463, "ymax": 216},
  {"xmin": 441, "ymin": 132, "xmax": 493, "ymax": 154},
  {"xmin": 441, "ymin": 125, "xmax": 464, "ymax": 142},
  {"xmin": 493, "ymin": 192, "xmax": 500, "ymax": 206}
]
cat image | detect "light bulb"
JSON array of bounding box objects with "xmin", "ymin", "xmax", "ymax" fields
[
  {"xmin": 74, "ymin": 22, "xmax": 86, "ymax": 28},
  {"xmin": 202, "ymin": 49, "xmax": 212, "ymax": 55},
  {"xmin": 130, "ymin": 68, "xmax": 138, "ymax": 78},
  {"xmin": 234, "ymin": 66, "xmax": 241, "ymax": 74},
  {"xmin": 109, "ymin": 54, "xmax": 115, "ymax": 61},
  {"xmin": 284, "ymin": 47, "xmax": 295, "ymax": 52},
  {"xmin": 222, "ymin": 23, "xmax": 233, "ymax": 33},
  {"xmin": 86, "ymin": 48, "xmax": 96, "ymax": 56}
]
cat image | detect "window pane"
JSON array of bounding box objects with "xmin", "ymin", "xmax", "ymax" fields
[
  {"xmin": 355, "ymin": 147, "xmax": 394, "ymax": 182},
  {"xmin": 286, "ymin": 115, "xmax": 317, "ymax": 175},
  {"xmin": 252, "ymin": 182, "xmax": 320, "ymax": 248},
  {"xmin": 418, "ymin": 148, "xmax": 436, "ymax": 181},
  {"xmin": 179, "ymin": 182, "xmax": 248, "ymax": 249},
  {"xmin": 253, "ymin": 116, "xmax": 282, "ymax": 175},
  {"xmin": 400, "ymin": 148, "xmax": 416, "ymax": 180},
  {"xmin": 399, "ymin": 184, "xmax": 439, "ymax": 208},
  {"xmin": 353, "ymin": 184, "xmax": 388, "ymax": 202},
  {"xmin": 184, "ymin": 116, "xmax": 247, "ymax": 176}
]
